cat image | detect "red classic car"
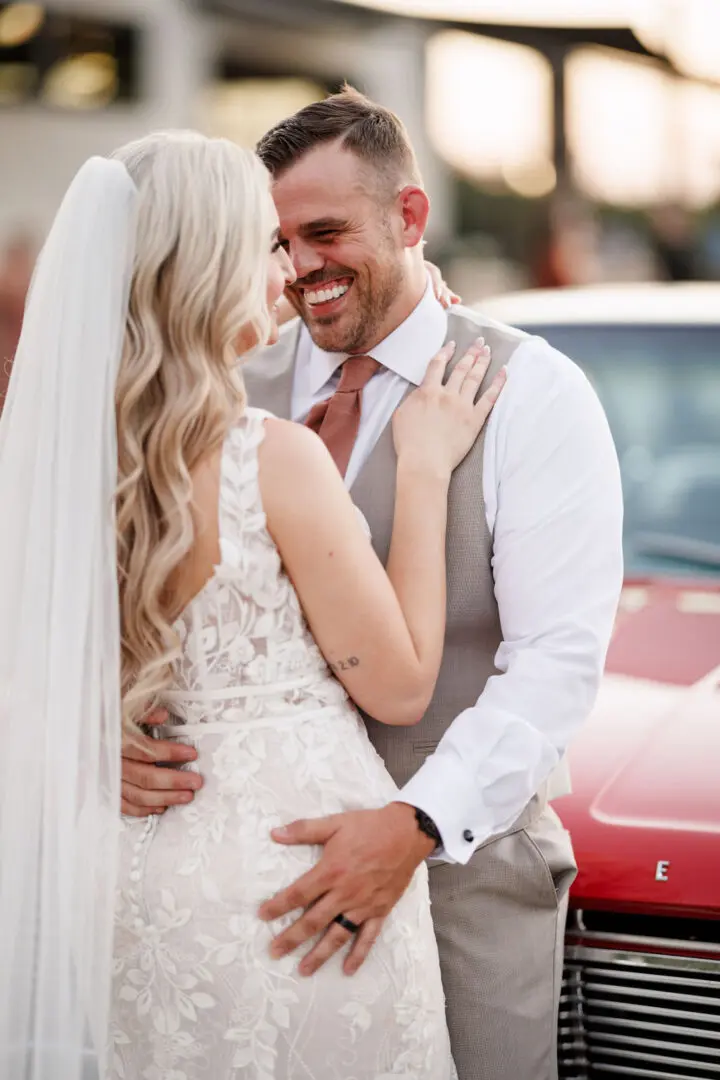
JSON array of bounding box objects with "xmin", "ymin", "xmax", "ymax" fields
[{"xmin": 482, "ymin": 283, "xmax": 720, "ymax": 1080}]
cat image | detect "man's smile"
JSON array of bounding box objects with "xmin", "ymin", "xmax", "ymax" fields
[{"xmin": 298, "ymin": 275, "xmax": 355, "ymax": 316}]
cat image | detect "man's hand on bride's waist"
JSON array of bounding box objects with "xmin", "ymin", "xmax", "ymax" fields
[
  {"xmin": 258, "ymin": 802, "xmax": 435, "ymax": 977},
  {"xmin": 121, "ymin": 707, "xmax": 203, "ymax": 816}
]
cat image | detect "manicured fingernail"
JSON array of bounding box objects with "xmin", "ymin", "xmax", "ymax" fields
[
  {"xmin": 272, "ymin": 826, "xmax": 290, "ymax": 840},
  {"xmin": 475, "ymin": 336, "xmax": 485, "ymax": 347}
]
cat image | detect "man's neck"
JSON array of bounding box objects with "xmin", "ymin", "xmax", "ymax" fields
[{"xmin": 359, "ymin": 263, "xmax": 427, "ymax": 354}]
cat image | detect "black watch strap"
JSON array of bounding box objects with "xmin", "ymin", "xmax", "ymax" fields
[{"xmin": 414, "ymin": 807, "xmax": 442, "ymax": 849}]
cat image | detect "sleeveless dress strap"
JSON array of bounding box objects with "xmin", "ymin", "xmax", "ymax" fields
[{"xmin": 217, "ymin": 407, "xmax": 270, "ymax": 566}]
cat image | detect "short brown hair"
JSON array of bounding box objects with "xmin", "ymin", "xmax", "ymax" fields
[{"xmin": 256, "ymin": 85, "xmax": 422, "ymax": 194}]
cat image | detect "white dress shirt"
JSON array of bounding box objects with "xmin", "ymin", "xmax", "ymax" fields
[{"xmin": 291, "ymin": 280, "xmax": 624, "ymax": 864}]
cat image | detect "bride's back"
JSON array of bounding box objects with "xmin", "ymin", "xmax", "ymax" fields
[{"xmin": 163, "ymin": 408, "xmax": 345, "ymax": 728}]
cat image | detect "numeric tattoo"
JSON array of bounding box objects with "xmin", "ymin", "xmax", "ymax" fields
[{"xmin": 329, "ymin": 656, "xmax": 360, "ymax": 674}]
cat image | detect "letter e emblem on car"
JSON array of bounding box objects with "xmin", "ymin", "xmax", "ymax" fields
[{"xmin": 655, "ymin": 860, "xmax": 670, "ymax": 882}]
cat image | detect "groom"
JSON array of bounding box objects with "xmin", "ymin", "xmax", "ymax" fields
[{"xmin": 121, "ymin": 89, "xmax": 623, "ymax": 1079}]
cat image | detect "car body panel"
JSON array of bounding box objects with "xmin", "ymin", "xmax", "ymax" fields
[{"xmin": 480, "ymin": 285, "xmax": 720, "ymax": 919}]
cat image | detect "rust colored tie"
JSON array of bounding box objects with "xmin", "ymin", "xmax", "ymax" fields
[{"xmin": 305, "ymin": 354, "xmax": 382, "ymax": 477}]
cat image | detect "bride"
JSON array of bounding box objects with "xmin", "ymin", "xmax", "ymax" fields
[{"xmin": 0, "ymin": 131, "xmax": 503, "ymax": 1080}]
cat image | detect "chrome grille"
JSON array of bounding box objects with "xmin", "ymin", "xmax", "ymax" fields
[{"xmin": 559, "ymin": 933, "xmax": 720, "ymax": 1079}]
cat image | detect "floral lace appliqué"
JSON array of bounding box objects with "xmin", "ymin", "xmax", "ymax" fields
[{"xmin": 110, "ymin": 408, "xmax": 456, "ymax": 1079}]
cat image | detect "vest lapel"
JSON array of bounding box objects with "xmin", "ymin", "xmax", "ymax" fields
[
  {"xmin": 242, "ymin": 320, "xmax": 301, "ymax": 420},
  {"xmin": 350, "ymin": 320, "xmax": 468, "ymax": 565},
  {"xmin": 350, "ymin": 387, "xmax": 411, "ymax": 566}
]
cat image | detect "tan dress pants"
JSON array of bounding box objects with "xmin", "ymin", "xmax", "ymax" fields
[{"xmin": 428, "ymin": 804, "xmax": 577, "ymax": 1080}]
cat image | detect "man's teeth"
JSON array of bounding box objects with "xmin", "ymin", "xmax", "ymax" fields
[{"xmin": 305, "ymin": 283, "xmax": 350, "ymax": 306}]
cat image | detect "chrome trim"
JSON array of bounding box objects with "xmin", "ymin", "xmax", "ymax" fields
[
  {"xmin": 565, "ymin": 928, "xmax": 720, "ymax": 958},
  {"xmin": 563, "ymin": 995, "xmax": 720, "ymax": 1023},
  {"xmin": 565, "ymin": 944, "xmax": 720, "ymax": 975},
  {"xmin": 599, "ymin": 1048, "xmax": 720, "ymax": 1072},
  {"xmin": 595, "ymin": 1033, "xmax": 720, "ymax": 1059},
  {"xmin": 568, "ymin": 963, "xmax": 720, "ymax": 988},
  {"xmin": 580, "ymin": 980, "xmax": 720, "ymax": 1006},
  {"xmin": 558, "ymin": 931, "xmax": 720, "ymax": 1080},
  {"xmin": 566, "ymin": 1015, "xmax": 720, "ymax": 1042},
  {"xmin": 594, "ymin": 1068, "xmax": 719, "ymax": 1079}
]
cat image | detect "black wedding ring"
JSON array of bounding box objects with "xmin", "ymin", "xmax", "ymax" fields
[{"xmin": 333, "ymin": 913, "xmax": 360, "ymax": 934}]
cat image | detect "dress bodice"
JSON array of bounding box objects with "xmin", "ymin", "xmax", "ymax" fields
[{"xmin": 164, "ymin": 407, "xmax": 348, "ymax": 727}]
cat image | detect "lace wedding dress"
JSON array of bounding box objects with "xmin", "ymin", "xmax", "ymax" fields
[{"xmin": 109, "ymin": 408, "xmax": 456, "ymax": 1080}]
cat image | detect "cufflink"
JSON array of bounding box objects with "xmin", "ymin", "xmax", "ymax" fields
[{"xmin": 462, "ymin": 829, "xmax": 474, "ymax": 843}]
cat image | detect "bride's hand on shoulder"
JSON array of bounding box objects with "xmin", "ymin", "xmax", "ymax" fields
[
  {"xmin": 392, "ymin": 338, "xmax": 507, "ymax": 480},
  {"xmin": 425, "ymin": 260, "xmax": 461, "ymax": 308}
]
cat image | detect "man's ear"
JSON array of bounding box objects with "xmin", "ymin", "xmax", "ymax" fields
[{"xmin": 396, "ymin": 186, "xmax": 430, "ymax": 249}]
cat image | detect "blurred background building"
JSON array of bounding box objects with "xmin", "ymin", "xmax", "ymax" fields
[{"xmin": 1, "ymin": 0, "xmax": 720, "ymax": 338}]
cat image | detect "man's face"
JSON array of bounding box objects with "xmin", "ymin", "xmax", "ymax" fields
[{"xmin": 272, "ymin": 143, "xmax": 406, "ymax": 354}]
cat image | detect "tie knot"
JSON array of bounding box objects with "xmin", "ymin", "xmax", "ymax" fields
[{"xmin": 337, "ymin": 354, "xmax": 381, "ymax": 394}]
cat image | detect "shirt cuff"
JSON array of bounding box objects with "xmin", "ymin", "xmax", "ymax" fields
[
  {"xmin": 398, "ymin": 748, "xmax": 487, "ymax": 865},
  {"xmin": 398, "ymin": 708, "xmax": 560, "ymax": 864}
]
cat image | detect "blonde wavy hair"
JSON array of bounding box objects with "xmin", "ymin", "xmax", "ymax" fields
[{"xmin": 111, "ymin": 131, "xmax": 275, "ymax": 731}]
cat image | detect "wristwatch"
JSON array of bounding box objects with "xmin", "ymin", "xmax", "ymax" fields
[{"xmin": 414, "ymin": 807, "xmax": 442, "ymax": 851}]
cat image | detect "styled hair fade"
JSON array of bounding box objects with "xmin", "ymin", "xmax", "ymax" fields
[{"xmin": 256, "ymin": 84, "xmax": 422, "ymax": 194}]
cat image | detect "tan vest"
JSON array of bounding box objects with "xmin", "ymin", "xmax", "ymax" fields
[{"xmin": 243, "ymin": 309, "xmax": 565, "ymax": 819}]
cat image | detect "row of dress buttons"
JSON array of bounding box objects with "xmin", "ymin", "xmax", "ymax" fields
[{"xmin": 127, "ymin": 814, "xmax": 157, "ymax": 930}]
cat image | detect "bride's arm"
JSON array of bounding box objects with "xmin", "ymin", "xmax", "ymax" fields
[
  {"xmin": 261, "ymin": 424, "xmax": 447, "ymax": 727},
  {"xmin": 260, "ymin": 341, "xmax": 503, "ymax": 727}
]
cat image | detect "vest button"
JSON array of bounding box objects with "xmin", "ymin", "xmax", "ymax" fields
[{"xmin": 462, "ymin": 829, "xmax": 474, "ymax": 843}]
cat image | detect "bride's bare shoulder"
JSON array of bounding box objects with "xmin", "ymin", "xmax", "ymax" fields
[
  {"xmin": 260, "ymin": 415, "xmax": 333, "ymax": 473},
  {"xmin": 258, "ymin": 417, "xmax": 345, "ymax": 523}
]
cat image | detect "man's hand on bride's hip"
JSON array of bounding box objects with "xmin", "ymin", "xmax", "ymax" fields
[
  {"xmin": 258, "ymin": 802, "xmax": 435, "ymax": 977},
  {"xmin": 120, "ymin": 707, "xmax": 202, "ymax": 816},
  {"xmin": 392, "ymin": 337, "xmax": 506, "ymax": 480}
]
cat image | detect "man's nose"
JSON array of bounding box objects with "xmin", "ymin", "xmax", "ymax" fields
[
  {"xmin": 290, "ymin": 239, "xmax": 324, "ymax": 282},
  {"xmin": 281, "ymin": 247, "xmax": 297, "ymax": 288}
]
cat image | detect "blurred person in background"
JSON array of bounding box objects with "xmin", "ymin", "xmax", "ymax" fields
[
  {"xmin": 533, "ymin": 192, "xmax": 603, "ymax": 288},
  {"xmin": 650, "ymin": 203, "xmax": 703, "ymax": 281},
  {"xmin": 699, "ymin": 204, "xmax": 720, "ymax": 277},
  {"xmin": 125, "ymin": 89, "xmax": 624, "ymax": 1080},
  {"xmin": 0, "ymin": 130, "xmax": 508, "ymax": 1080},
  {"xmin": 0, "ymin": 234, "xmax": 34, "ymax": 416}
]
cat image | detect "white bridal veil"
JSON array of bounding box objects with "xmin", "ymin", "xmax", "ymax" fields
[{"xmin": 0, "ymin": 158, "xmax": 138, "ymax": 1079}]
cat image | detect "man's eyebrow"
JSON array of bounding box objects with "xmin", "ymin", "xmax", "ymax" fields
[{"xmin": 299, "ymin": 218, "xmax": 348, "ymax": 234}]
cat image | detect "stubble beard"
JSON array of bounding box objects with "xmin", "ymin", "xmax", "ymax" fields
[{"xmin": 307, "ymin": 261, "xmax": 405, "ymax": 354}]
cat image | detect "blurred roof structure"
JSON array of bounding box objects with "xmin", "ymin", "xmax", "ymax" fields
[{"xmin": 201, "ymin": 0, "xmax": 662, "ymax": 62}]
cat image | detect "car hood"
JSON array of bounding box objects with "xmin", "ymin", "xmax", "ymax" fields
[{"xmin": 557, "ymin": 578, "xmax": 720, "ymax": 915}]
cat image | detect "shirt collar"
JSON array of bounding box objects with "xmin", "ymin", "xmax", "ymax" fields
[{"xmin": 304, "ymin": 275, "xmax": 448, "ymax": 397}]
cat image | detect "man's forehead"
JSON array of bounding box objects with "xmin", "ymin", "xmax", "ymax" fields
[{"xmin": 271, "ymin": 145, "xmax": 369, "ymax": 230}]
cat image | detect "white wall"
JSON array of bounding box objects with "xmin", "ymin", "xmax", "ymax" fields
[
  {"xmin": 0, "ymin": 1, "xmax": 453, "ymax": 247},
  {"xmin": 0, "ymin": 0, "xmax": 218, "ymax": 241}
]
